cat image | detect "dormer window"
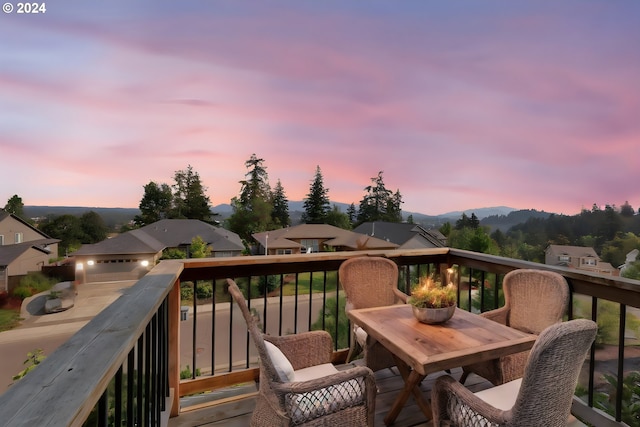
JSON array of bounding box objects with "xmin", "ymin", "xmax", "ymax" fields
[{"xmin": 581, "ymin": 258, "xmax": 596, "ymax": 266}]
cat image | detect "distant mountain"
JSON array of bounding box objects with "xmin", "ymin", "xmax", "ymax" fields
[
  {"xmin": 480, "ymin": 209, "xmax": 553, "ymax": 232},
  {"xmin": 24, "ymin": 206, "xmax": 140, "ymax": 229},
  {"xmin": 24, "ymin": 204, "xmax": 542, "ymax": 233},
  {"xmin": 436, "ymin": 206, "xmax": 517, "ymax": 219}
]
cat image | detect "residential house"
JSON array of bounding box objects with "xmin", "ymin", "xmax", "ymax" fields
[
  {"xmin": 252, "ymin": 223, "xmax": 398, "ymax": 255},
  {"xmin": 0, "ymin": 210, "xmax": 60, "ymax": 292},
  {"xmin": 73, "ymin": 219, "xmax": 244, "ymax": 283},
  {"xmin": 619, "ymin": 249, "xmax": 639, "ymax": 275},
  {"xmin": 353, "ymin": 221, "xmax": 447, "ymax": 249},
  {"xmin": 545, "ymin": 244, "xmax": 617, "ymax": 275}
]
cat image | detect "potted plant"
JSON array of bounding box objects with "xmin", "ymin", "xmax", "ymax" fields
[{"xmin": 407, "ymin": 268, "xmax": 457, "ymax": 324}]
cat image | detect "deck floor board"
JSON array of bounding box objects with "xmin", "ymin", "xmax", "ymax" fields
[{"xmin": 169, "ymin": 366, "xmax": 492, "ymax": 427}]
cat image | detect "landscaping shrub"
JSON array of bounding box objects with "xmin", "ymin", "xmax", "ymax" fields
[
  {"xmin": 180, "ymin": 282, "xmax": 194, "ymax": 301},
  {"xmin": 195, "ymin": 281, "xmax": 213, "ymax": 299},
  {"xmin": 11, "ymin": 286, "xmax": 32, "ymax": 300},
  {"xmin": 17, "ymin": 272, "xmax": 57, "ymax": 297}
]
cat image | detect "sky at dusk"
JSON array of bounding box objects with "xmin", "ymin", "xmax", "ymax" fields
[{"xmin": 1, "ymin": 1, "xmax": 639, "ymax": 216}]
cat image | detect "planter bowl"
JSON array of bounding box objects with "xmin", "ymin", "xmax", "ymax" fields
[{"xmin": 412, "ymin": 304, "xmax": 456, "ymax": 324}]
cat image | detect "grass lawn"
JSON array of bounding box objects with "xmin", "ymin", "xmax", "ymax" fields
[{"xmin": 0, "ymin": 309, "xmax": 21, "ymax": 332}]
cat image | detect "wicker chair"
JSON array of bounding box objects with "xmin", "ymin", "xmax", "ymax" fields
[
  {"xmin": 432, "ymin": 318, "xmax": 597, "ymax": 427},
  {"xmin": 459, "ymin": 269, "xmax": 570, "ymax": 385},
  {"xmin": 338, "ymin": 256, "xmax": 408, "ymax": 372},
  {"xmin": 227, "ymin": 279, "xmax": 376, "ymax": 426}
]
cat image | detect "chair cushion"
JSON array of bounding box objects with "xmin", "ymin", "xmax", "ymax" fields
[
  {"xmin": 474, "ymin": 378, "xmax": 585, "ymax": 426},
  {"xmin": 354, "ymin": 325, "xmax": 367, "ymax": 346},
  {"xmin": 292, "ymin": 363, "xmax": 339, "ymax": 382},
  {"xmin": 264, "ymin": 341, "xmax": 295, "ymax": 382}
]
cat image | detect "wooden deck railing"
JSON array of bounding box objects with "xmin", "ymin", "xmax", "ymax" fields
[{"xmin": 0, "ymin": 248, "xmax": 638, "ymax": 426}]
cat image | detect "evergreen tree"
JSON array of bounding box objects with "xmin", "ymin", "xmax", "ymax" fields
[
  {"xmin": 385, "ymin": 189, "xmax": 403, "ymax": 222},
  {"xmin": 172, "ymin": 165, "xmax": 212, "ymax": 222},
  {"xmin": 239, "ymin": 154, "xmax": 270, "ymax": 209},
  {"xmin": 227, "ymin": 154, "xmax": 274, "ymax": 244},
  {"xmin": 135, "ymin": 181, "xmax": 173, "ymax": 226},
  {"xmin": 620, "ymin": 201, "xmax": 635, "ymax": 217},
  {"xmin": 302, "ymin": 166, "xmax": 330, "ymax": 223},
  {"xmin": 271, "ymin": 179, "xmax": 290, "ymax": 227},
  {"xmin": 346, "ymin": 203, "xmax": 357, "ymax": 225},
  {"xmin": 357, "ymin": 171, "xmax": 394, "ymax": 224}
]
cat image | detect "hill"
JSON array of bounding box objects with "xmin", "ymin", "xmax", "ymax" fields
[
  {"xmin": 24, "ymin": 206, "xmax": 140, "ymax": 229},
  {"xmin": 480, "ymin": 209, "xmax": 552, "ymax": 232},
  {"xmin": 24, "ymin": 204, "xmax": 543, "ymax": 232}
]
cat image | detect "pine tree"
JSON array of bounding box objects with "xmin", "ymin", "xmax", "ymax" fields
[
  {"xmin": 302, "ymin": 166, "xmax": 330, "ymax": 223},
  {"xmin": 357, "ymin": 171, "xmax": 394, "ymax": 224},
  {"xmin": 227, "ymin": 154, "xmax": 274, "ymax": 244},
  {"xmin": 172, "ymin": 165, "xmax": 212, "ymax": 222},
  {"xmin": 271, "ymin": 179, "xmax": 290, "ymax": 227}
]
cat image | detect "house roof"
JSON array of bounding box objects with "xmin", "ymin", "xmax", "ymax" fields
[
  {"xmin": 0, "ymin": 210, "xmax": 53, "ymax": 239},
  {"xmin": 546, "ymin": 245, "xmax": 599, "ymax": 258},
  {"xmin": 139, "ymin": 219, "xmax": 243, "ymax": 250},
  {"xmin": 353, "ymin": 221, "xmax": 447, "ymax": 249},
  {"xmin": 72, "ymin": 219, "xmax": 244, "ymax": 256},
  {"xmin": 0, "ymin": 241, "xmax": 52, "ymax": 267},
  {"xmin": 253, "ymin": 223, "xmax": 398, "ymax": 251},
  {"xmin": 73, "ymin": 230, "xmax": 166, "ymax": 256}
]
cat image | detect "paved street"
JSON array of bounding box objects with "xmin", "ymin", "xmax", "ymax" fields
[{"xmin": 180, "ymin": 293, "xmax": 328, "ymax": 375}]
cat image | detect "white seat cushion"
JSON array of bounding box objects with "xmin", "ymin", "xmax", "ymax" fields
[
  {"xmin": 292, "ymin": 363, "xmax": 339, "ymax": 382},
  {"xmin": 264, "ymin": 341, "xmax": 294, "ymax": 382},
  {"xmin": 354, "ymin": 325, "xmax": 367, "ymax": 346},
  {"xmin": 474, "ymin": 378, "xmax": 585, "ymax": 426}
]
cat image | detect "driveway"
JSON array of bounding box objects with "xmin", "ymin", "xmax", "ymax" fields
[{"xmin": 0, "ymin": 280, "xmax": 137, "ymax": 395}]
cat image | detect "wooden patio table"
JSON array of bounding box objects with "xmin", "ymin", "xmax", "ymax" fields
[{"xmin": 347, "ymin": 304, "xmax": 537, "ymax": 425}]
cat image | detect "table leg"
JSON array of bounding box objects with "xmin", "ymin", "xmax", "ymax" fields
[
  {"xmin": 397, "ymin": 363, "xmax": 432, "ymax": 420},
  {"xmin": 384, "ymin": 356, "xmax": 431, "ymax": 425}
]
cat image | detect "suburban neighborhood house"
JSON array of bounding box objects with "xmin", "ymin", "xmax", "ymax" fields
[
  {"xmin": 353, "ymin": 221, "xmax": 447, "ymax": 249},
  {"xmin": 545, "ymin": 244, "xmax": 618, "ymax": 276},
  {"xmin": 252, "ymin": 223, "xmax": 401, "ymax": 255},
  {"xmin": 72, "ymin": 219, "xmax": 244, "ymax": 283},
  {"xmin": 0, "ymin": 210, "xmax": 59, "ymax": 293}
]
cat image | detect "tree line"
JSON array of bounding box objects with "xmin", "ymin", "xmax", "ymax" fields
[
  {"xmin": 134, "ymin": 154, "xmax": 404, "ymax": 245},
  {"xmin": 447, "ymin": 203, "xmax": 640, "ymax": 280}
]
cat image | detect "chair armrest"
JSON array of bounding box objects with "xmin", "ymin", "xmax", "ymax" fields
[
  {"xmin": 432, "ymin": 375, "xmax": 508, "ymax": 426},
  {"xmin": 392, "ymin": 288, "xmax": 409, "ymax": 304},
  {"xmin": 265, "ymin": 331, "xmax": 333, "ymax": 370},
  {"xmin": 480, "ymin": 306, "xmax": 509, "ymax": 325}
]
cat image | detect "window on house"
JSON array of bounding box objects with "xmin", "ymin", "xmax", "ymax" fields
[
  {"xmin": 0, "ymin": 235, "xmax": 4, "ymax": 245},
  {"xmin": 558, "ymin": 255, "xmax": 570, "ymax": 262},
  {"xmin": 582, "ymin": 258, "xmax": 597, "ymax": 266},
  {"xmin": 15, "ymin": 232, "xmax": 23, "ymax": 244},
  {"xmin": 300, "ymin": 239, "xmax": 319, "ymax": 253},
  {"xmin": 277, "ymin": 249, "xmax": 292, "ymax": 255}
]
